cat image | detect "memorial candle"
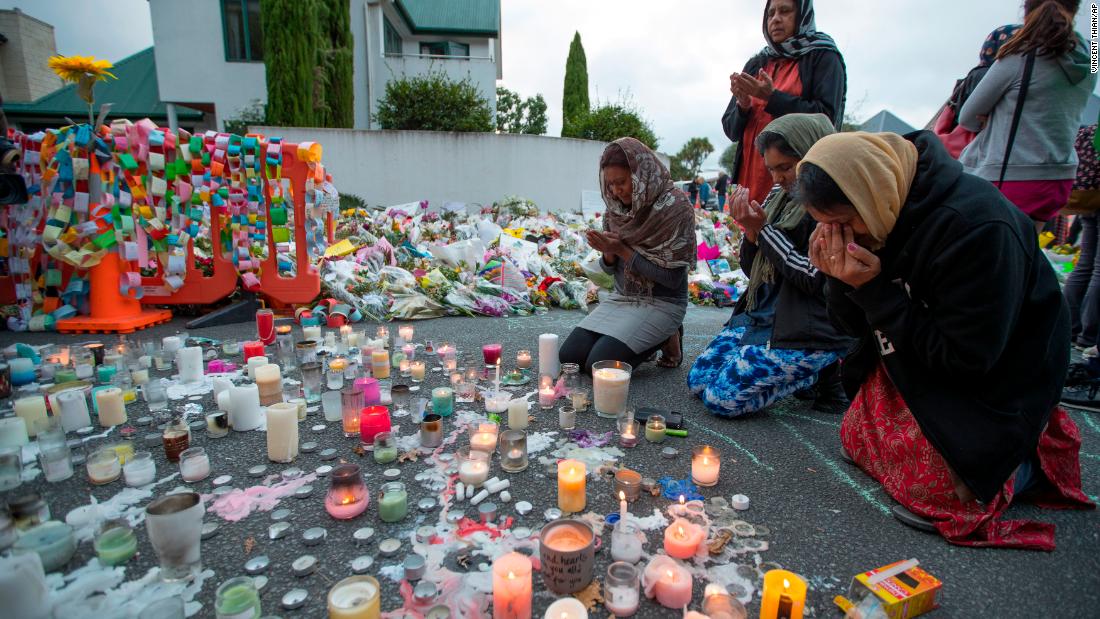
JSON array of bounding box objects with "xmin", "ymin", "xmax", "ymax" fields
[
  {"xmin": 604, "ymin": 562, "xmax": 641, "ymax": 617},
  {"xmin": 371, "ymin": 350, "xmax": 390, "ymax": 379},
  {"xmin": 325, "ymin": 464, "xmax": 369, "ymax": 520},
  {"xmin": 516, "ymin": 349, "xmax": 532, "ymax": 370},
  {"xmin": 409, "ymin": 360, "xmax": 426, "ymax": 382},
  {"xmin": 691, "ymin": 445, "xmax": 720, "ymax": 487},
  {"xmin": 431, "ymin": 387, "xmax": 454, "ymax": 417},
  {"xmin": 378, "ymin": 481, "xmax": 408, "ymax": 522},
  {"xmin": 760, "ymin": 570, "xmax": 806, "ymax": 619},
  {"xmin": 398, "ymin": 324, "xmax": 414, "ymax": 342},
  {"xmin": 302, "ymin": 324, "xmax": 322, "ymax": 343},
  {"xmin": 254, "ymin": 363, "xmax": 283, "ymax": 406},
  {"xmin": 327, "ymin": 575, "xmax": 381, "ymax": 619},
  {"xmin": 177, "ymin": 347, "xmax": 204, "ymax": 384},
  {"xmin": 266, "ymin": 403, "xmax": 299, "ymax": 463},
  {"xmin": 256, "ymin": 308, "xmax": 276, "ymax": 345},
  {"xmin": 14, "ymin": 396, "xmax": 49, "ymax": 437},
  {"xmin": 246, "ymin": 355, "xmax": 269, "ymax": 380},
  {"xmin": 543, "ymin": 598, "xmax": 587, "ymax": 619},
  {"xmin": 592, "ymin": 361, "xmax": 631, "ymax": 418},
  {"xmin": 228, "ymin": 384, "xmax": 263, "ymax": 431},
  {"xmin": 652, "ymin": 561, "xmax": 692, "ymax": 609},
  {"xmin": 94, "ymin": 388, "xmax": 126, "ymax": 428},
  {"xmin": 662, "ymin": 518, "xmax": 705, "ymax": 559},
  {"xmin": 355, "ymin": 377, "xmax": 381, "ymax": 406},
  {"xmin": 538, "ymin": 333, "xmax": 559, "ymax": 378},
  {"xmin": 469, "ymin": 422, "xmax": 499, "ymax": 453},
  {"xmin": 359, "ymin": 406, "xmax": 391, "ymax": 446},
  {"xmin": 492, "ymin": 552, "xmax": 532, "ymax": 619},
  {"xmin": 242, "ymin": 341, "xmax": 265, "ymax": 361},
  {"xmin": 538, "ymin": 375, "xmax": 556, "ymax": 409},
  {"xmin": 482, "ymin": 343, "xmax": 503, "ymax": 367},
  {"xmin": 507, "ymin": 398, "xmax": 529, "ymax": 430},
  {"xmin": 457, "ymin": 446, "xmax": 490, "ymax": 486},
  {"xmin": 557, "ymin": 460, "xmax": 586, "ymax": 513}
]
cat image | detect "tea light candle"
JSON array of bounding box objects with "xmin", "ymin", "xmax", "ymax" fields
[
  {"xmin": 371, "ymin": 350, "xmax": 390, "ymax": 379},
  {"xmin": 516, "ymin": 350, "xmax": 532, "ymax": 370},
  {"xmin": 266, "ymin": 403, "xmax": 300, "ymax": 463},
  {"xmin": 242, "ymin": 341, "xmax": 266, "ymax": 361},
  {"xmin": 94, "ymin": 388, "xmax": 127, "ymax": 428},
  {"xmin": 662, "ymin": 518, "xmax": 705, "ymax": 559},
  {"xmin": 760, "ymin": 570, "xmax": 807, "ymax": 619},
  {"xmin": 431, "ymin": 387, "xmax": 454, "ymax": 417},
  {"xmin": 557, "ymin": 460, "xmax": 586, "ymax": 513},
  {"xmin": 507, "ymin": 398, "xmax": 529, "ymax": 430},
  {"xmin": 14, "ymin": 396, "xmax": 49, "ymax": 436},
  {"xmin": 327, "ymin": 575, "xmax": 381, "ymax": 619},
  {"xmin": 691, "ymin": 445, "xmax": 720, "ymax": 487},
  {"xmin": 492, "ymin": 552, "xmax": 533, "ymax": 619},
  {"xmin": 177, "ymin": 347, "xmax": 204, "ymax": 384},
  {"xmin": 646, "ymin": 556, "xmax": 692, "ymax": 609},
  {"xmin": 538, "ymin": 333, "xmax": 559, "ymax": 378},
  {"xmin": 255, "ymin": 364, "xmax": 283, "ymax": 406},
  {"xmin": 619, "ymin": 420, "xmax": 638, "ymax": 449},
  {"xmin": 469, "ymin": 423, "xmax": 499, "ymax": 453},
  {"xmin": 544, "ymin": 598, "xmax": 587, "ymax": 619}
]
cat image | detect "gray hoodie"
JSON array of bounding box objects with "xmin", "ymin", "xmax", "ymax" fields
[{"xmin": 959, "ymin": 36, "xmax": 1096, "ymax": 182}]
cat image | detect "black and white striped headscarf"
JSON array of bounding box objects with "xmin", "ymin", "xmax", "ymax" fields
[{"xmin": 760, "ymin": 0, "xmax": 839, "ymax": 59}]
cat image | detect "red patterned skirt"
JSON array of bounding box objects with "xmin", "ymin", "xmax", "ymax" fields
[{"xmin": 841, "ymin": 364, "xmax": 1094, "ymax": 550}]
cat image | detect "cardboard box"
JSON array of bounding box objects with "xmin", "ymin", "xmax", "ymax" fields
[{"xmin": 833, "ymin": 560, "xmax": 941, "ymax": 619}]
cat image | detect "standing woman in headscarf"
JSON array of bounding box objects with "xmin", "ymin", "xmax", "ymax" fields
[
  {"xmin": 689, "ymin": 114, "xmax": 852, "ymax": 418},
  {"xmin": 798, "ymin": 130, "xmax": 1093, "ymax": 549},
  {"xmin": 722, "ymin": 0, "xmax": 846, "ymax": 207},
  {"xmin": 559, "ymin": 138, "xmax": 696, "ymax": 373}
]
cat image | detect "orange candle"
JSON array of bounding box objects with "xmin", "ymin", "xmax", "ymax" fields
[
  {"xmin": 492, "ymin": 552, "xmax": 532, "ymax": 619},
  {"xmin": 557, "ymin": 459, "xmax": 586, "ymax": 513},
  {"xmin": 760, "ymin": 570, "xmax": 806, "ymax": 619}
]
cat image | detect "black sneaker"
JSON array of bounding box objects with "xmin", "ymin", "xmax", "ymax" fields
[{"xmin": 1061, "ymin": 382, "xmax": 1100, "ymax": 413}]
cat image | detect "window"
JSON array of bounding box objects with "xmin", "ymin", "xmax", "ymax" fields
[
  {"xmin": 222, "ymin": 0, "xmax": 263, "ymax": 62},
  {"xmin": 418, "ymin": 42, "xmax": 470, "ymax": 57},
  {"xmin": 383, "ymin": 16, "xmax": 402, "ymax": 55}
]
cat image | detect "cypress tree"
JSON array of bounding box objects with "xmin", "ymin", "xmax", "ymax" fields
[
  {"xmin": 261, "ymin": 0, "xmax": 318, "ymax": 126},
  {"xmin": 317, "ymin": 0, "xmax": 354, "ymax": 128},
  {"xmin": 561, "ymin": 31, "xmax": 589, "ymax": 138}
]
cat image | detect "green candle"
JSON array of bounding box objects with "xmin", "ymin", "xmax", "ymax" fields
[
  {"xmin": 96, "ymin": 365, "xmax": 117, "ymax": 384},
  {"xmin": 391, "ymin": 350, "xmax": 406, "ymax": 368},
  {"xmin": 215, "ymin": 577, "xmax": 262, "ymax": 619},
  {"xmin": 378, "ymin": 482, "xmax": 408, "ymax": 522},
  {"xmin": 374, "ymin": 445, "xmax": 398, "ymax": 464},
  {"xmin": 94, "ymin": 525, "xmax": 137, "ymax": 566},
  {"xmin": 54, "ymin": 369, "xmax": 78, "ymax": 384},
  {"xmin": 431, "ymin": 387, "xmax": 454, "ymax": 417}
]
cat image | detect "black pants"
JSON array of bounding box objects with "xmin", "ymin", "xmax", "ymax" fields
[{"xmin": 559, "ymin": 327, "xmax": 661, "ymax": 374}]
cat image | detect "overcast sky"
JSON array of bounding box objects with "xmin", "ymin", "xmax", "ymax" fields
[{"xmin": 5, "ymin": 0, "xmax": 1096, "ymax": 166}]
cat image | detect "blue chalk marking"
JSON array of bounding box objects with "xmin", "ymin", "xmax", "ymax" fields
[
  {"xmin": 684, "ymin": 417, "xmax": 775, "ymax": 472},
  {"xmin": 1080, "ymin": 452, "xmax": 1100, "ymax": 462},
  {"xmin": 776, "ymin": 419, "xmax": 892, "ymax": 516},
  {"xmin": 1075, "ymin": 411, "xmax": 1100, "ymax": 436},
  {"xmin": 771, "ymin": 409, "xmax": 841, "ymax": 429}
]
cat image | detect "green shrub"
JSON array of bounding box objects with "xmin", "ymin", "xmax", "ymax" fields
[{"xmin": 375, "ymin": 71, "xmax": 492, "ymax": 132}]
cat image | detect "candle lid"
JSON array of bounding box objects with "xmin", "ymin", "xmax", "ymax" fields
[
  {"xmin": 302, "ymin": 527, "xmax": 327, "ymax": 546},
  {"xmin": 353, "ymin": 527, "xmax": 375, "ymax": 544},
  {"xmin": 201, "ymin": 522, "xmax": 220, "ymax": 540},
  {"xmin": 292, "ymin": 554, "xmax": 318, "ymax": 577},
  {"xmin": 351, "ymin": 555, "xmax": 374, "ymax": 574},
  {"xmin": 270, "ymin": 509, "xmax": 291, "ymax": 521},
  {"xmin": 244, "ymin": 555, "xmax": 270, "ymax": 574},
  {"xmin": 413, "ymin": 580, "xmax": 438, "ymax": 604},
  {"xmin": 269, "ymin": 522, "xmax": 291, "ymax": 540},
  {"xmin": 281, "ymin": 589, "xmax": 308, "ymax": 610}
]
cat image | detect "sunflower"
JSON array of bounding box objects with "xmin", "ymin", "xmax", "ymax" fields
[{"xmin": 48, "ymin": 55, "xmax": 117, "ymax": 111}]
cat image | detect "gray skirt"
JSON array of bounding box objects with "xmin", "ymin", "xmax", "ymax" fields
[{"xmin": 578, "ymin": 292, "xmax": 687, "ymax": 353}]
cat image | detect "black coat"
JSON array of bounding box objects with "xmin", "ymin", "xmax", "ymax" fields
[
  {"xmin": 736, "ymin": 214, "xmax": 854, "ymax": 352},
  {"xmin": 826, "ymin": 131, "xmax": 1070, "ymax": 503},
  {"xmin": 721, "ymin": 48, "xmax": 847, "ymax": 181}
]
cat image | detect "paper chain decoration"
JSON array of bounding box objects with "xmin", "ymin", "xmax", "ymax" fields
[{"xmin": 1, "ymin": 120, "xmax": 333, "ymax": 330}]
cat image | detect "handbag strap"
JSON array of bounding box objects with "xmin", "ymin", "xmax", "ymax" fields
[{"xmin": 998, "ymin": 51, "xmax": 1036, "ymax": 187}]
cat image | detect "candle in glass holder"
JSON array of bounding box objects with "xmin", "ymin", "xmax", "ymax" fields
[
  {"xmin": 507, "ymin": 398, "xmax": 529, "ymax": 430},
  {"xmin": 592, "ymin": 361, "xmax": 631, "ymax": 418},
  {"xmin": 179, "ymin": 447, "xmax": 210, "ymax": 482},
  {"xmin": 87, "ymin": 448, "xmax": 121, "ymax": 484},
  {"xmin": 559, "ymin": 406, "xmax": 577, "ymax": 431},
  {"xmin": 254, "ymin": 364, "xmax": 283, "ymax": 406},
  {"xmin": 328, "ymin": 357, "xmax": 348, "ymax": 390},
  {"xmin": 443, "ymin": 355, "xmax": 458, "ymax": 373},
  {"xmin": 760, "ymin": 570, "xmax": 806, "ymax": 619},
  {"xmin": 275, "ymin": 325, "xmax": 294, "ymax": 358},
  {"xmin": 402, "ymin": 343, "xmax": 415, "ymax": 361},
  {"xmin": 499, "ymin": 430, "xmax": 528, "ymax": 473},
  {"xmin": 14, "ymin": 396, "xmax": 49, "ymax": 437},
  {"xmin": 604, "ymin": 562, "xmax": 641, "ymax": 617},
  {"xmin": 123, "ymin": 451, "xmax": 156, "ymax": 487},
  {"xmin": 94, "ymin": 388, "xmax": 127, "ymax": 428},
  {"xmin": 431, "ymin": 387, "xmax": 454, "ymax": 417},
  {"xmin": 9, "ymin": 358, "xmax": 35, "ymax": 386},
  {"xmin": 356, "ymin": 377, "xmax": 381, "ymax": 406},
  {"xmin": 371, "ymin": 350, "xmax": 390, "ymax": 379},
  {"xmin": 242, "ymin": 341, "xmax": 265, "ymax": 361},
  {"xmin": 486, "ymin": 390, "xmax": 511, "ymax": 415},
  {"xmin": 398, "ymin": 324, "xmax": 414, "ymax": 342},
  {"xmin": 457, "ymin": 446, "xmax": 490, "ymax": 486},
  {"xmin": 662, "ymin": 518, "xmax": 705, "ymax": 559},
  {"xmin": 399, "ymin": 359, "xmax": 411, "ymax": 377},
  {"xmin": 539, "ymin": 519, "xmax": 595, "ymax": 594},
  {"xmin": 325, "ymin": 464, "xmax": 369, "ymax": 520},
  {"xmin": 266, "ymin": 403, "xmax": 299, "ymax": 463},
  {"xmin": 492, "ymin": 552, "xmax": 532, "ymax": 619},
  {"xmin": 256, "ymin": 308, "xmax": 276, "ymax": 345},
  {"xmin": 618, "ymin": 418, "xmax": 639, "ymax": 449},
  {"xmin": 691, "ymin": 445, "xmax": 720, "ymax": 487},
  {"xmin": 375, "ymin": 326, "xmax": 390, "ymax": 346},
  {"xmin": 544, "ymin": 598, "xmax": 587, "ymax": 619},
  {"xmin": 409, "ymin": 361, "xmax": 426, "ymax": 382},
  {"xmin": 436, "ymin": 343, "xmax": 455, "ymax": 362},
  {"xmin": 470, "ymin": 422, "xmax": 499, "ymax": 453},
  {"xmin": 162, "ymin": 419, "xmax": 191, "ymax": 462},
  {"xmin": 557, "ymin": 460, "xmax": 586, "ymax": 513},
  {"xmin": 516, "ymin": 349, "xmax": 532, "ymax": 370},
  {"xmin": 379, "ymin": 481, "xmax": 408, "ymax": 522},
  {"xmin": 302, "ymin": 323, "xmax": 322, "ymax": 342},
  {"xmin": 610, "ymin": 517, "xmax": 643, "ymax": 564},
  {"xmin": 373, "ymin": 432, "xmax": 398, "ymax": 464},
  {"xmin": 645, "ymin": 415, "xmax": 666, "ymax": 443},
  {"xmin": 328, "ymin": 575, "xmax": 381, "ymax": 619},
  {"xmin": 482, "ymin": 343, "xmax": 503, "ymax": 367},
  {"xmin": 359, "ymin": 406, "xmax": 391, "ymax": 446},
  {"xmin": 538, "ymin": 376, "xmax": 556, "ymax": 410}
]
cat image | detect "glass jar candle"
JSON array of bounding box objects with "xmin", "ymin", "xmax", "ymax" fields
[
  {"xmin": 0, "ymin": 446, "xmax": 22, "ymax": 491},
  {"xmin": 178, "ymin": 447, "xmax": 210, "ymax": 482},
  {"xmin": 242, "ymin": 341, "xmax": 265, "ymax": 362},
  {"xmin": 215, "ymin": 576, "xmax": 262, "ymax": 619},
  {"xmin": 94, "ymin": 520, "xmax": 138, "ymax": 566},
  {"xmin": 614, "ymin": 468, "xmax": 642, "ymax": 502},
  {"xmin": 162, "ymin": 418, "xmax": 191, "ymax": 463},
  {"xmin": 328, "ymin": 575, "xmax": 380, "ymax": 619},
  {"xmin": 87, "ymin": 447, "xmax": 121, "ymax": 484},
  {"xmin": 376, "ymin": 325, "xmax": 390, "ymax": 344},
  {"xmin": 389, "ymin": 384, "xmax": 410, "ymax": 416},
  {"xmin": 73, "ymin": 347, "xmax": 96, "ymax": 379},
  {"xmin": 645, "ymin": 415, "xmax": 667, "ymax": 443},
  {"xmin": 378, "ymin": 481, "xmax": 408, "ymax": 522},
  {"xmin": 359, "ymin": 405, "xmax": 391, "ymax": 445},
  {"xmin": 206, "ymin": 411, "xmax": 229, "ymax": 438},
  {"xmin": 431, "ymin": 387, "xmax": 454, "ymax": 417},
  {"xmin": 302, "ymin": 322, "xmax": 322, "ymax": 343},
  {"xmin": 610, "ymin": 520, "xmax": 644, "ymax": 564},
  {"xmin": 276, "ymin": 325, "xmax": 295, "ymax": 362},
  {"xmin": 322, "ymin": 390, "xmax": 343, "ymax": 422},
  {"xmin": 409, "ymin": 360, "xmax": 426, "ymax": 383},
  {"xmin": 618, "ymin": 418, "xmax": 640, "ymax": 449},
  {"xmin": 327, "ymin": 357, "xmax": 347, "ymax": 390},
  {"xmin": 499, "ymin": 430, "xmax": 528, "ymax": 473},
  {"xmin": 398, "ymin": 324, "xmax": 414, "ymax": 342},
  {"xmin": 296, "ymin": 340, "xmax": 318, "ymax": 365},
  {"xmin": 143, "ymin": 379, "xmax": 169, "ymax": 413},
  {"xmin": 560, "ymin": 362, "xmax": 581, "ymax": 395},
  {"xmin": 457, "ymin": 446, "xmax": 490, "ymax": 486},
  {"xmin": 571, "ymin": 388, "xmax": 590, "ymax": 413},
  {"xmin": 324, "ymin": 463, "xmax": 369, "ymax": 520},
  {"xmin": 123, "ymin": 451, "xmax": 157, "ymax": 487},
  {"xmin": 222, "ymin": 338, "xmax": 241, "ymax": 356},
  {"xmin": 256, "ymin": 308, "xmax": 276, "ymax": 346},
  {"xmin": 559, "ymin": 406, "xmax": 577, "ymax": 431},
  {"xmin": 604, "ymin": 562, "xmax": 641, "ymax": 617},
  {"xmin": 516, "ymin": 349, "xmax": 533, "ymax": 370},
  {"xmin": 482, "ymin": 343, "xmax": 503, "ymax": 367},
  {"xmin": 419, "ymin": 414, "xmax": 443, "ymax": 449},
  {"xmin": 341, "ymin": 386, "xmax": 365, "ymax": 436},
  {"xmin": 691, "ymin": 446, "xmax": 721, "ymax": 487},
  {"xmin": 300, "ymin": 362, "xmax": 323, "ymax": 403},
  {"xmin": 592, "ymin": 360, "xmax": 631, "ymax": 419},
  {"xmin": 455, "ymin": 378, "xmax": 476, "ymax": 403},
  {"xmin": 370, "ymin": 350, "xmax": 390, "ymax": 379},
  {"xmin": 469, "ymin": 421, "xmax": 499, "ymax": 453},
  {"xmin": 373, "ymin": 431, "xmax": 398, "ymax": 464}
]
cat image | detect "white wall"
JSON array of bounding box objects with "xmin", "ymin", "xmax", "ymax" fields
[
  {"xmin": 248, "ymin": 128, "xmax": 669, "ymax": 213},
  {"xmin": 149, "ymin": 0, "xmax": 266, "ymax": 130}
]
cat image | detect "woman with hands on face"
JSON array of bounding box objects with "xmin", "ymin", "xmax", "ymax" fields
[
  {"xmin": 722, "ymin": 0, "xmax": 846, "ymax": 208},
  {"xmin": 689, "ymin": 113, "xmax": 853, "ymax": 419},
  {"xmin": 796, "ymin": 130, "xmax": 1093, "ymax": 549},
  {"xmin": 559, "ymin": 138, "xmax": 696, "ymax": 374}
]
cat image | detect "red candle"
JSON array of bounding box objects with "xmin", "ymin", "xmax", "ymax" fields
[
  {"xmin": 359, "ymin": 405, "xmax": 392, "ymax": 445},
  {"xmin": 256, "ymin": 309, "xmax": 276, "ymax": 345},
  {"xmin": 242, "ymin": 341, "xmax": 266, "ymax": 361},
  {"xmin": 482, "ymin": 343, "xmax": 503, "ymax": 366}
]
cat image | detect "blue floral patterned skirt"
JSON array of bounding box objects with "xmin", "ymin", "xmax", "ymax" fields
[{"xmin": 687, "ymin": 326, "xmax": 841, "ymax": 418}]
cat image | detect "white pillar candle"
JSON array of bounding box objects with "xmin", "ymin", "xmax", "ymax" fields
[
  {"xmin": 176, "ymin": 346, "xmax": 204, "ymax": 384},
  {"xmin": 246, "ymin": 356, "xmax": 269, "ymax": 380},
  {"xmin": 254, "ymin": 364, "xmax": 283, "ymax": 406},
  {"xmin": 95, "ymin": 388, "xmax": 127, "ymax": 427},
  {"xmin": 216, "ymin": 390, "xmax": 232, "ymax": 412},
  {"xmin": 56, "ymin": 390, "xmax": 92, "ymax": 432},
  {"xmin": 266, "ymin": 403, "xmax": 299, "ymax": 463},
  {"xmin": 212, "ymin": 377, "xmax": 234, "ymax": 401},
  {"xmin": 14, "ymin": 396, "xmax": 49, "ymax": 437},
  {"xmin": 593, "ymin": 367, "xmax": 631, "ymax": 417},
  {"xmin": 0, "ymin": 553, "xmax": 50, "ymax": 619},
  {"xmin": 538, "ymin": 333, "xmax": 560, "ymax": 379},
  {"xmin": 507, "ymin": 399, "xmax": 529, "ymax": 430},
  {"xmin": 302, "ymin": 325, "xmax": 322, "ymax": 342},
  {"xmin": 0, "ymin": 416, "xmax": 30, "ymax": 448},
  {"xmin": 161, "ymin": 336, "xmax": 182, "ymax": 354},
  {"xmin": 228, "ymin": 384, "xmax": 262, "ymax": 432}
]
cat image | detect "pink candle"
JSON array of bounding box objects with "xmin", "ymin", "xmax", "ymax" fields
[
  {"xmin": 642, "ymin": 555, "xmax": 692, "ymax": 609},
  {"xmin": 492, "ymin": 552, "xmax": 532, "ymax": 619},
  {"xmin": 663, "ymin": 518, "xmax": 705, "ymax": 560},
  {"xmin": 482, "ymin": 343, "xmax": 503, "ymax": 366},
  {"xmin": 359, "ymin": 406, "xmax": 392, "ymax": 445},
  {"xmin": 354, "ymin": 377, "xmax": 381, "ymax": 406}
]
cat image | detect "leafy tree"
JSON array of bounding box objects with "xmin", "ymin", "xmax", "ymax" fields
[
  {"xmin": 375, "ymin": 71, "xmax": 493, "ymax": 132},
  {"xmin": 496, "ymin": 87, "xmax": 548, "ymax": 134},
  {"xmin": 674, "ymin": 137, "xmax": 714, "ymax": 179},
  {"xmin": 670, "ymin": 159, "xmax": 690, "ymax": 182},
  {"xmin": 223, "ymin": 99, "xmax": 268, "ymax": 135},
  {"xmin": 261, "ymin": 0, "xmax": 319, "ymax": 126},
  {"xmin": 573, "ymin": 103, "xmax": 658, "ymax": 150},
  {"xmin": 316, "ymin": 0, "xmax": 354, "ymax": 128},
  {"xmin": 562, "ymin": 32, "xmax": 589, "ymax": 138},
  {"xmin": 718, "ymin": 142, "xmax": 738, "ymax": 176}
]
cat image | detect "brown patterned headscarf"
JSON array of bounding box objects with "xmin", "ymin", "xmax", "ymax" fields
[{"xmin": 599, "ymin": 138, "xmax": 696, "ymax": 297}]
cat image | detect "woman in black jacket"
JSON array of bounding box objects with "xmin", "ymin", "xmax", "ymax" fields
[
  {"xmin": 797, "ymin": 130, "xmax": 1093, "ymax": 549},
  {"xmin": 722, "ymin": 0, "xmax": 846, "ymax": 207},
  {"xmin": 688, "ymin": 113, "xmax": 852, "ymax": 417}
]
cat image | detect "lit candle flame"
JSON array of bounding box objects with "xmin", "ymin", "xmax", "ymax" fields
[
  {"xmin": 569, "ymin": 467, "xmax": 575, "ymax": 476},
  {"xmin": 679, "ymin": 495, "xmax": 685, "ymax": 505},
  {"xmin": 783, "ymin": 578, "xmax": 790, "ymax": 590},
  {"xmin": 619, "ymin": 491, "xmax": 625, "ymax": 501},
  {"xmin": 703, "ymin": 456, "xmax": 709, "ymax": 465},
  {"xmin": 508, "ymin": 571, "xmax": 515, "ymax": 580},
  {"xmin": 666, "ymin": 569, "xmax": 675, "ymax": 582},
  {"xmin": 677, "ymin": 525, "xmax": 685, "ymax": 538}
]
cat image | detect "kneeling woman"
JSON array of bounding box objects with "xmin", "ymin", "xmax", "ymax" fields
[
  {"xmin": 688, "ymin": 113, "xmax": 853, "ymax": 418},
  {"xmin": 798, "ymin": 130, "xmax": 1093, "ymax": 549},
  {"xmin": 559, "ymin": 138, "xmax": 695, "ymax": 373}
]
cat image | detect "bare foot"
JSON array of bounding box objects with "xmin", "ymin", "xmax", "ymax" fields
[{"xmin": 656, "ymin": 331, "xmax": 681, "ymax": 368}]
